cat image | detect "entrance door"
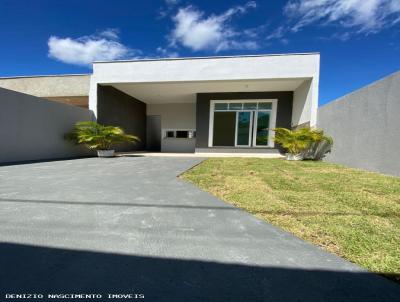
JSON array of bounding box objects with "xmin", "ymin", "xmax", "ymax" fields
[
  {"xmin": 146, "ymin": 115, "xmax": 161, "ymax": 151},
  {"xmin": 212, "ymin": 111, "xmax": 271, "ymax": 147},
  {"xmin": 211, "ymin": 100, "xmax": 275, "ymax": 148}
]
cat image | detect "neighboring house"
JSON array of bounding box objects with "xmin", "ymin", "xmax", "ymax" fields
[
  {"xmin": 0, "ymin": 53, "xmax": 320, "ymax": 154},
  {"xmin": 0, "ymin": 74, "xmax": 90, "ymax": 108},
  {"xmin": 318, "ymin": 71, "xmax": 400, "ymax": 177}
]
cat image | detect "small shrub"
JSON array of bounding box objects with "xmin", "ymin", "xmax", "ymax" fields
[
  {"xmin": 273, "ymin": 127, "xmax": 333, "ymax": 160},
  {"xmin": 65, "ymin": 121, "xmax": 140, "ymax": 151}
]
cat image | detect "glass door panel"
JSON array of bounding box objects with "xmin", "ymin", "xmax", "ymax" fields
[
  {"xmin": 236, "ymin": 111, "xmax": 252, "ymax": 146},
  {"xmin": 255, "ymin": 111, "xmax": 270, "ymax": 146}
]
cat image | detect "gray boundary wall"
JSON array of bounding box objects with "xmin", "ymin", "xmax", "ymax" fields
[
  {"xmin": 317, "ymin": 71, "xmax": 400, "ymax": 177},
  {"xmin": 0, "ymin": 87, "xmax": 95, "ymax": 163}
]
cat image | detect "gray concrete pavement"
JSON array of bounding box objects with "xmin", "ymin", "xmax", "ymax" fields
[{"xmin": 0, "ymin": 156, "xmax": 399, "ymax": 301}]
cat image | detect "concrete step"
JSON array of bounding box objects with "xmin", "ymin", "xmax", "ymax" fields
[{"xmin": 195, "ymin": 147, "xmax": 281, "ymax": 154}]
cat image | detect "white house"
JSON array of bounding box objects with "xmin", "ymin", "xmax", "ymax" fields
[{"xmin": 89, "ymin": 53, "xmax": 320, "ymax": 153}]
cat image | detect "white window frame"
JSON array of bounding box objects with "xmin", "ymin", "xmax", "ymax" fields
[{"xmin": 208, "ymin": 99, "xmax": 277, "ymax": 148}]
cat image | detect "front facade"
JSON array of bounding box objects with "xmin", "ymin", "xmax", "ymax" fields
[
  {"xmin": 0, "ymin": 53, "xmax": 320, "ymax": 154},
  {"xmin": 90, "ymin": 53, "xmax": 320, "ymax": 153}
]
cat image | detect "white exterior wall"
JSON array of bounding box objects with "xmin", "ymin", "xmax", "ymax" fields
[
  {"xmin": 91, "ymin": 54, "xmax": 319, "ymax": 84},
  {"xmin": 89, "ymin": 76, "xmax": 99, "ymax": 118},
  {"xmin": 89, "ymin": 54, "xmax": 320, "ymax": 127},
  {"xmin": 292, "ymin": 79, "xmax": 319, "ymax": 127},
  {"xmin": 147, "ymin": 103, "xmax": 196, "ymax": 152}
]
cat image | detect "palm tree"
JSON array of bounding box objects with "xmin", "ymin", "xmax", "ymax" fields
[
  {"xmin": 65, "ymin": 121, "xmax": 140, "ymax": 156},
  {"xmin": 273, "ymin": 127, "xmax": 333, "ymax": 160}
]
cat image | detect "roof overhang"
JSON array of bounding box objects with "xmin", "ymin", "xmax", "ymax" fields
[
  {"xmin": 92, "ymin": 53, "xmax": 320, "ymax": 104},
  {"xmin": 106, "ymin": 78, "xmax": 308, "ymax": 104},
  {"xmin": 92, "ymin": 53, "xmax": 319, "ymax": 84}
]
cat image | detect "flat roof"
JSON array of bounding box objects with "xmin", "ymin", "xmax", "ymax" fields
[
  {"xmin": 93, "ymin": 52, "xmax": 320, "ymax": 64},
  {"xmin": 0, "ymin": 53, "xmax": 320, "ymax": 79},
  {"xmin": 0, "ymin": 74, "xmax": 90, "ymax": 80}
]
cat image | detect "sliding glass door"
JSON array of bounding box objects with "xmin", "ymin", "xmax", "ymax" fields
[
  {"xmin": 253, "ymin": 111, "xmax": 270, "ymax": 146},
  {"xmin": 211, "ymin": 100, "xmax": 276, "ymax": 147},
  {"xmin": 236, "ymin": 111, "xmax": 252, "ymax": 146}
]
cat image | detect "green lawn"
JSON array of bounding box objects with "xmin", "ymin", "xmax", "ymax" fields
[{"xmin": 181, "ymin": 158, "xmax": 400, "ymax": 282}]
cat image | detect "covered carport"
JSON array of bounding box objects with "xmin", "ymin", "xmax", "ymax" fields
[{"xmin": 90, "ymin": 53, "xmax": 320, "ymax": 153}]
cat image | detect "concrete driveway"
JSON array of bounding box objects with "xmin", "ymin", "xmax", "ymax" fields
[{"xmin": 0, "ymin": 156, "xmax": 399, "ymax": 301}]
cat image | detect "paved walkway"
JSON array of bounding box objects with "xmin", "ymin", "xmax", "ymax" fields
[
  {"xmin": 117, "ymin": 151, "xmax": 284, "ymax": 158},
  {"xmin": 0, "ymin": 157, "xmax": 399, "ymax": 301}
]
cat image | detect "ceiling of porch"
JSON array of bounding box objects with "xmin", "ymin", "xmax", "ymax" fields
[{"xmin": 108, "ymin": 78, "xmax": 307, "ymax": 104}]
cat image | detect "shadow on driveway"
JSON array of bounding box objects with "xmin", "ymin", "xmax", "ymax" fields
[
  {"xmin": 0, "ymin": 197, "xmax": 238, "ymax": 210},
  {"xmin": 1, "ymin": 242, "xmax": 399, "ymax": 302}
]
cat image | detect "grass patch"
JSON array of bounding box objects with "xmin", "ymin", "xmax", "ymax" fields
[{"xmin": 181, "ymin": 158, "xmax": 400, "ymax": 282}]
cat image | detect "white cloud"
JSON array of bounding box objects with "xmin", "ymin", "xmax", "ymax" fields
[
  {"xmin": 99, "ymin": 28, "xmax": 120, "ymax": 40},
  {"xmin": 266, "ymin": 26, "xmax": 286, "ymax": 40},
  {"xmin": 156, "ymin": 46, "xmax": 179, "ymax": 58},
  {"xmin": 48, "ymin": 29, "xmax": 138, "ymax": 66},
  {"xmin": 265, "ymin": 26, "xmax": 291, "ymax": 45},
  {"xmin": 165, "ymin": 0, "xmax": 180, "ymax": 6},
  {"xmin": 284, "ymin": 0, "xmax": 400, "ymax": 34},
  {"xmin": 169, "ymin": 2, "xmax": 258, "ymax": 52},
  {"xmin": 159, "ymin": 0, "xmax": 181, "ymax": 18}
]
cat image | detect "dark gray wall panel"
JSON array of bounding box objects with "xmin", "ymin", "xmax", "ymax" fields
[
  {"xmin": 0, "ymin": 87, "xmax": 94, "ymax": 163},
  {"xmin": 97, "ymin": 85, "xmax": 146, "ymax": 151},
  {"xmin": 146, "ymin": 115, "xmax": 161, "ymax": 151},
  {"xmin": 196, "ymin": 95, "xmax": 211, "ymax": 148},
  {"xmin": 318, "ymin": 71, "xmax": 400, "ymax": 176},
  {"xmin": 196, "ymin": 92, "xmax": 293, "ymax": 148}
]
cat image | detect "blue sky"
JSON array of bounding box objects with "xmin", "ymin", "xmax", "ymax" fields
[{"xmin": 0, "ymin": 0, "xmax": 399, "ymax": 105}]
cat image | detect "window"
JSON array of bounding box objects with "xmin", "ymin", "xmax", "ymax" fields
[
  {"xmin": 258, "ymin": 102, "xmax": 272, "ymax": 110},
  {"xmin": 164, "ymin": 130, "xmax": 196, "ymax": 139},
  {"xmin": 176, "ymin": 131, "xmax": 188, "ymax": 138},
  {"xmin": 214, "ymin": 101, "xmax": 272, "ymax": 111},
  {"xmin": 243, "ymin": 102, "xmax": 257, "ymax": 110},
  {"xmin": 166, "ymin": 131, "xmax": 175, "ymax": 138},
  {"xmin": 229, "ymin": 103, "xmax": 243, "ymax": 110},
  {"xmin": 214, "ymin": 103, "xmax": 228, "ymax": 110},
  {"xmin": 210, "ymin": 99, "xmax": 277, "ymax": 148}
]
